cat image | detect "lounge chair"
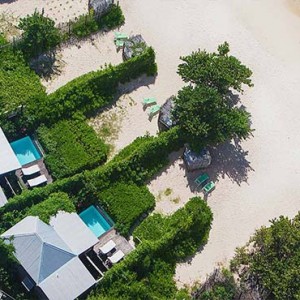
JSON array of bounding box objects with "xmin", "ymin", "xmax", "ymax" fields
[
  {"xmin": 202, "ymin": 181, "xmax": 215, "ymax": 194},
  {"xmin": 142, "ymin": 97, "xmax": 157, "ymax": 107},
  {"xmin": 108, "ymin": 250, "xmax": 125, "ymax": 264},
  {"xmin": 114, "ymin": 32, "xmax": 128, "ymax": 40},
  {"xmin": 27, "ymin": 175, "xmax": 47, "ymax": 188},
  {"xmin": 99, "ymin": 240, "xmax": 116, "ymax": 255},
  {"xmin": 115, "ymin": 39, "xmax": 125, "ymax": 48},
  {"xmin": 194, "ymin": 173, "xmax": 209, "ymax": 187},
  {"xmin": 22, "ymin": 165, "xmax": 40, "ymax": 176},
  {"xmin": 148, "ymin": 104, "xmax": 161, "ymax": 117}
]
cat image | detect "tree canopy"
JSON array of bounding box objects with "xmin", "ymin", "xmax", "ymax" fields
[
  {"xmin": 177, "ymin": 42, "xmax": 253, "ymax": 94},
  {"xmin": 172, "ymin": 84, "xmax": 251, "ymax": 148},
  {"xmin": 18, "ymin": 10, "xmax": 61, "ymax": 58},
  {"xmin": 231, "ymin": 213, "xmax": 300, "ymax": 299}
]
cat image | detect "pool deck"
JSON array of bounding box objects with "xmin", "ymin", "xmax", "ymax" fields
[
  {"xmin": 93, "ymin": 228, "xmax": 134, "ymax": 257},
  {"xmin": 16, "ymin": 158, "xmax": 53, "ymax": 187}
]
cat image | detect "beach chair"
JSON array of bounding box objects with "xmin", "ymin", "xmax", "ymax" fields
[
  {"xmin": 194, "ymin": 173, "xmax": 209, "ymax": 187},
  {"xmin": 148, "ymin": 104, "xmax": 161, "ymax": 117},
  {"xmin": 108, "ymin": 250, "xmax": 125, "ymax": 264},
  {"xmin": 27, "ymin": 175, "xmax": 47, "ymax": 188},
  {"xmin": 99, "ymin": 240, "xmax": 116, "ymax": 255},
  {"xmin": 22, "ymin": 165, "xmax": 40, "ymax": 176},
  {"xmin": 142, "ymin": 97, "xmax": 157, "ymax": 107},
  {"xmin": 114, "ymin": 32, "xmax": 128, "ymax": 40},
  {"xmin": 202, "ymin": 181, "xmax": 215, "ymax": 194},
  {"xmin": 115, "ymin": 39, "xmax": 125, "ymax": 48}
]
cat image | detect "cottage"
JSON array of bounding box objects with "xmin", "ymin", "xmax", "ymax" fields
[
  {"xmin": 158, "ymin": 96, "xmax": 176, "ymax": 131},
  {"xmin": 89, "ymin": 0, "xmax": 114, "ymax": 16},
  {"xmin": 123, "ymin": 34, "xmax": 147, "ymax": 60}
]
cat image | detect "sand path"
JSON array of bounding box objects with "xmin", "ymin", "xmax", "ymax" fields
[{"xmin": 118, "ymin": 0, "xmax": 300, "ymax": 285}]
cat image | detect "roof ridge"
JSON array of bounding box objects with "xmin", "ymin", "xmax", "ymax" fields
[{"xmin": 43, "ymin": 242, "xmax": 75, "ymax": 256}]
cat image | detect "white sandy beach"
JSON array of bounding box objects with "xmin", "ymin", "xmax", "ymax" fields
[{"xmin": 2, "ymin": 0, "xmax": 300, "ymax": 288}]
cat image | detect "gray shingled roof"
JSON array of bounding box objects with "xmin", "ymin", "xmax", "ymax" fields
[{"xmin": 1, "ymin": 216, "xmax": 75, "ymax": 284}]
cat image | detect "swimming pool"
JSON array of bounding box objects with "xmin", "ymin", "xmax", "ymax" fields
[
  {"xmin": 79, "ymin": 205, "xmax": 112, "ymax": 238},
  {"xmin": 10, "ymin": 136, "xmax": 42, "ymax": 166}
]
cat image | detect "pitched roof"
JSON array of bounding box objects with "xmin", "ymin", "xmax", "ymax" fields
[
  {"xmin": 1, "ymin": 216, "xmax": 75, "ymax": 284},
  {"xmin": 50, "ymin": 211, "xmax": 98, "ymax": 255},
  {"xmin": 39, "ymin": 257, "xmax": 96, "ymax": 300},
  {"xmin": 0, "ymin": 127, "xmax": 21, "ymax": 175}
]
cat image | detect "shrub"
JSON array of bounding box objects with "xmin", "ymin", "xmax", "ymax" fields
[
  {"xmin": 98, "ymin": 4, "xmax": 125, "ymax": 29},
  {"xmin": 1, "ymin": 192, "xmax": 75, "ymax": 231},
  {"xmin": 70, "ymin": 13, "xmax": 99, "ymax": 38},
  {"xmin": 89, "ymin": 197, "xmax": 212, "ymax": 300},
  {"xmin": 29, "ymin": 47, "xmax": 157, "ymax": 126},
  {"xmin": 98, "ymin": 183, "xmax": 155, "ymax": 236},
  {"xmin": 37, "ymin": 118, "xmax": 108, "ymax": 179}
]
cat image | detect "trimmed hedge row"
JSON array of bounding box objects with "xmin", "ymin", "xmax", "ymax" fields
[
  {"xmin": 37, "ymin": 118, "xmax": 108, "ymax": 179},
  {"xmin": 88, "ymin": 197, "xmax": 213, "ymax": 300},
  {"xmin": 99, "ymin": 183, "xmax": 155, "ymax": 236},
  {"xmin": 1, "ymin": 192, "xmax": 75, "ymax": 230},
  {"xmin": 0, "ymin": 128, "xmax": 183, "ymax": 235},
  {"xmin": 28, "ymin": 47, "xmax": 157, "ymax": 126},
  {"xmin": 70, "ymin": 4, "xmax": 125, "ymax": 38}
]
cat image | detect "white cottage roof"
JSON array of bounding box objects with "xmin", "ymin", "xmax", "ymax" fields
[
  {"xmin": 0, "ymin": 127, "xmax": 21, "ymax": 175},
  {"xmin": 50, "ymin": 211, "xmax": 99, "ymax": 255}
]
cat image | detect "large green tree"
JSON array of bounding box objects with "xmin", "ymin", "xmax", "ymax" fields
[
  {"xmin": 18, "ymin": 10, "xmax": 61, "ymax": 58},
  {"xmin": 231, "ymin": 213, "xmax": 300, "ymax": 299},
  {"xmin": 177, "ymin": 42, "xmax": 253, "ymax": 94},
  {"xmin": 172, "ymin": 84, "xmax": 251, "ymax": 148}
]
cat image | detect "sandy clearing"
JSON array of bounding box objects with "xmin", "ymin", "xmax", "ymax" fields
[
  {"xmin": 115, "ymin": 0, "xmax": 300, "ymax": 286},
  {"xmin": 0, "ymin": 0, "xmax": 88, "ymax": 24}
]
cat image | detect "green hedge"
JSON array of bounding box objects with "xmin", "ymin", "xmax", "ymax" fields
[
  {"xmin": 89, "ymin": 197, "xmax": 213, "ymax": 300},
  {"xmin": 37, "ymin": 118, "xmax": 108, "ymax": 179},
  {"xmin": 99, "ymin": 183, "xmax": 155, "ymax": 236},
  {"xmin": 1, "ymin": 192, "xmax": 75, "ymax": 230},
  {"xmin": 28, "ymin": 47, "xmax": 157, "ymax": 127},
  {"xmin": 71, "ymin": 4, "xmax": 125, "ymax": 38}
]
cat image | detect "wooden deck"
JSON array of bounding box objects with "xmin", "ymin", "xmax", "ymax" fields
[
  {"xmin": 15, "ymin": 158, "xmax": 53, "ymax": 188},
  {"xmin": 93, "ymin": 229, "xmax": 134, "ymax": 256}
]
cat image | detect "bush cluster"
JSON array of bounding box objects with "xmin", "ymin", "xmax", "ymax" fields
[
  {"xmin": 0, "ymin": 128, "xmax": 182, "ymax": 235},
  {"xmin": 37, "ymin": 118, "xmax": 108, "ymax": 179},
  {"xmin": 89, "ymin": 197, "xmax": 213, "ymax": 300},
  {"xmin": 1, "ymin": 192, "xmax": 75, "ymax": 231},
  {"xmin": 28, "ymin": 47, "xmax": 157, "ymax": 127},
  {"xmin": 99, "ymin": 183, "xmax": 155, "ymax": 236},
  {"xmin": 71, "ymin": 4, "xmax": 125, "ymax": 38}
]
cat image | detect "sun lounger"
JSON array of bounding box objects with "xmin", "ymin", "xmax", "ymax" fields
[
  {"xmin": 27, "ymin": 175, "xmax": 47, "ymax": 188},
  {"xmin": 148, "ymin": 104, "xmax": 161, "ymax": 117},
  {"xmin": 99, "ymin": 240, "xmax": 116, "ymax": 255},
  {"xmin": 22, "ymin": 165, "xmax": 40, "ymax": 176},
  {"xmin": 115, "ymin": 39, "xmax": 125, "ymax": 48},
  {"xmin": 202, "ymin": 181, "xmax": 215, "ymax": 194},
  {"xmin": 108, "ymin": 250, "xmax": 125, "ymax": 264},
  {"xmin": 142, "ymin": 97, "xmax": 157, "ymax": 106},
  {"xmin": 194, "ymin": 173, "xmax": 209, "ymax": 187},
  {"xmin": 114, "ymin": 32, "xmax": 128, "ymax": 40}
]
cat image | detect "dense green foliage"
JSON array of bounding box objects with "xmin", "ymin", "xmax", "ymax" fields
[
  {"xmin": 0, "ymin": 128, "xmax": 182, "ymax": 234},
  {"xmin": 0, "ymin": 47, "xmax": 46, "ymax": 138},
  {"xmin": 28, "ymin": 47, "xmax": 156, "ymax": 127},
  {"xmin": 18, "ymin": 10, "xmax": 61, "ymax": 58},
  {"xmin": 71, "ymin": 4, "xmax": 125, "ymax": 38},
  {"xmin": 89, "ymin": 197, "xmax": 213, "ymax": 300},
  {"xmin": 1, "ymin": 192, "xmax": 75, "ymax": 230},
  {"xmin": 99, "ymin": 183, "xmax": 155, "ymax": 235},
  {"xmin": 173, "ymin": 84, "xmax": 251, "ymax": 148},
  {"xmin": 178, "ymin": 42, "xmax": 253, "ymax": 94},
  {"xmin": 231, "ymin": 213, "xmax": 300, "ymax": 299},
  {"xmin": 193, "ymin": 269, "xmax": 238, "ymax": 300},
  {"xmin": 37, "ymin": 118, "xmax": 108, "ymax": 179},
  {"xmin": 0, "ymin": 241, "xmax": 28, "ymax": 300}
]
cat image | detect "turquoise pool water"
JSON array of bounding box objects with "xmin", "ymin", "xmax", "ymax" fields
[
  {"xmin": 10, "ymin": 136, "xmax": 41, "ymax": 166},
  {"xmin": 79, "ymin": 206, "xmax": 112, "ymax": 238}
]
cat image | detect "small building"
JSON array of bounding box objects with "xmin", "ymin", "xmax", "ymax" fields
[
  {"xmin": 89, "ymin": 0, "xmax": 114, "ymax": 17},
  {"xmin": 1, "ymin": 214, "xmax": 101, "ymax": 300},
  {"xmin": 123, "ymin": 34, "xmax": 147, "ymax": 60},
  {"xmin": 158, "ymin": 97, "xmax": 176, "ymax": 131},
  {"xmin": 183, "ymin": 145, "xmax": 211, "ymax": 171}
]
